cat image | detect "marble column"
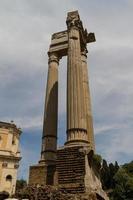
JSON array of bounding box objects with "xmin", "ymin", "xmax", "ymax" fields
[
  {"xmin": 66, "ymin": 20, "xmax": 88, "ymax": 146},
  {"xmin": 40, "ymin": 52, "xmax": 59, "ymax": 164},
  {"xmin": 81, "ymin": 50, "xmax": 95, "ymax": 151}
]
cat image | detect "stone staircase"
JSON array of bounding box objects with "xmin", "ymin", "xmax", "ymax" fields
[{"xmin": 56, "ymin": 146, "xmax": 86, "ymax": 193}]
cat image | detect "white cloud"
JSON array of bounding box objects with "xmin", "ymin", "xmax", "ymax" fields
[{"xmin": 103, "ymin": 131, "xmax": 133, "ymax": 163}]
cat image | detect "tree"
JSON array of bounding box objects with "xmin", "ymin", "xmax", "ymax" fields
[
  {"xmin": 16, "ymin": 179, "xmax": 27, "ymax": 191},
  {"xmin": 109, "ymin": 162, "xmax": 119, "ymax": 188},
  {"xmin": 92, "ymin": 154, "xmax": 102, "ymax": 170},
  {"xmin": 100, "ymin": 159, "xmax": 110, "ymax": 189},
  {"xmin": 114, "ymin": 161, "xmax": 119, "ymax": 172},
  {"xmin": 111, "ymin": 168, "xmax": 133, "ymax": 200},
  {"xmin": 123, "ymin": 161, "xmax": 133, "ymax": 177}
]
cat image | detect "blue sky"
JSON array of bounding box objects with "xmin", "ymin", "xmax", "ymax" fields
[{"xmin": 0, "ymin": 0, "xmax": 133, "ymax": 180}]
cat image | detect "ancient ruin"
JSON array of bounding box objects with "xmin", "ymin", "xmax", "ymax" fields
[{"xmin": 29, "ymin": 11, "xmax": 109, "ymax": 200}]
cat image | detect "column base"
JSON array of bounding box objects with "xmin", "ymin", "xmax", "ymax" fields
[
  {"xmin": 29, "ymin": 163, "xmax": 58, "ymax": 186},
  {"xmin": 29, "ymin": 164, "xmax": 47, "ymax": 185},
  {"xmin": 28, "ymin": 145, "xmax": 108, "ymax": 199},
  {"xmin": 56, "ymin": 145, "xmax": 109, "ymax": 199},
  {"xmin": 65, "ymin": 139, "xmax": 89, "ymax": 147}
]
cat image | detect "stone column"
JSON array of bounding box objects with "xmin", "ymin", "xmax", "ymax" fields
[
  {"xmin": 40, "ymin": 52, "xmax": 59, "ymax": 164},
  {"xmin": 66, "ymin": 15, "xmax": 88, "ymax": 146},
  {"xmin": 81, "ymin": 50, "xmax": 95, "ymax": 151}
]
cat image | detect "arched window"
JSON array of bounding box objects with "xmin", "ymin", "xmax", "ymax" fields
[
  {"xmin": 6, "ymin": 175, "xmax": 12, "ymax": 182},
  {"xmin": 6, "ymin": 175, "xmax": 12, "ymax": 189}
]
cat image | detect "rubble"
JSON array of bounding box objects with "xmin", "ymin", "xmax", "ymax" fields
[{"xmin": 15, "ymin": 185, "xmax": 103, "ymax": 200}]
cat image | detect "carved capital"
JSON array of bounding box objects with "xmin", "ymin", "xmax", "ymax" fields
[
  {"xmin": 81, "ymin": 48, "xmax": 88, "ymax": 64},
  {"xmin": 81, "ymin": 48, "xmax": 88, "ymax": 57},
  {"xmin": 66, "ymin": 10, "xmax": 82, "ymax": 31},
  {"xmin": 85, "ymin": 31, "xmax": 96, "ymax": 43},
  {"xmin": 48, "ymin": 52, "xmax": 60, "ymax": 64}
]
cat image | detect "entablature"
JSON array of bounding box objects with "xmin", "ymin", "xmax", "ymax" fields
[{"xmin": 49, "ymin": 30, "xmax": 68, "ymax": 57}]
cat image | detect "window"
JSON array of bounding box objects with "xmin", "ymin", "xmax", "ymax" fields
[
  {"xmin": 6, "ymin": 175, "xmax": 12, "ymax": 182},
  {"xmin": 12, "ymin": 135, "xmax": 16, "ymax": 145},
  {"xmin": 5, "ymin": 175, "xmax": 12, "ymax": 189}
]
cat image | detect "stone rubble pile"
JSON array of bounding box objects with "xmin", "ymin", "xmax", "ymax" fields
[
  {"xmin": 15, "ymin": 185, "xmax": 99, "ymax": 200},
  {"xmin": 16, "ymin": 185, "xmax": 76, "ymax": 200}
]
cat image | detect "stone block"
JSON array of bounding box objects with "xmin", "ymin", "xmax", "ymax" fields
[
  {"xmin": 29, "ymin": 164, "xmax": 58, "ymax": 186},
  {"xmin": 29, "ymin": 164, "xmax": 47, "ymax": 185}
]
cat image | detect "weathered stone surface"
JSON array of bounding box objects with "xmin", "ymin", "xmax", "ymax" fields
[
  {"xmin": 57, "ymin": 146, "xmax": 86, "ymax": 193},
  {"xmin": 29, "ymin": 146, "xmax": 109, "ymax": 199},
  {"xmin": 66, "ymin": 12, "xmax": 88, "ymax": 146},
  {"xmin": 16, "ymin": 185, "xmax": 108, "ymax": 200},
  {"xmin": 81, "ymin": 50, "xmax": 95, "ymax": 151},
  {"xmin": 49, "ymin": 30, "xmax": 68, "ymax": 57},
  {"xmin": 29, "ymin": 10, "xmax": 109, "ymax": 200},
  {"xmin": 40, "ymin": 52, "xmax": 59, "ymax": 165},
  {"xmin": 29, "ymin": 164, "xmax": 47, "ymax": 185}
]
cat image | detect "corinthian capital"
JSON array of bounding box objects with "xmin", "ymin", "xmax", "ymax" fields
[
  {"xmin": 48, "ymin": 52, "xmax": 59, "ymax": 64},
  {"xmin": 81, "ymin": 48, "xmax": 88, "ymax": 57},
  {"xmin": 66, "ymin": 10, "xmax": 82, "ymax": 30}
]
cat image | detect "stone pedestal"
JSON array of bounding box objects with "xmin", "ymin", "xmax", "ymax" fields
[
  {"xmin": 56, "ymin": 146, "xmax": 106, "ymax": 196},
  {"xmin": 29, "ymin": 164, "xmax": 58, "ymax": 186},
  {"xmin": 29, "ymin": 145, "xmax": 108, "ymax": 199},
  {"xmin": 29, "ymin": 164, "xmax": 47, "ymax": 185},
  {"xmin": 56, "ymin": 145, "xmax": 109, "ymax": 199}
]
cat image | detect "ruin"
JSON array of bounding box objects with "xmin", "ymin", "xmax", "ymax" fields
[{"xmin": 29, "ymin": 11, "xmax": 109, "ymax": 200}]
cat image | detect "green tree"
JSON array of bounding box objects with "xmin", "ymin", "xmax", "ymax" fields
[
  {"xmin": 112, "ymin": 168, "xmax": 133, "ymax": 200},
  {"xmin": 92, "ymin": 154, "xmax": 102, "ymax": 170},
  {"xmin": 109, "ymin": 162, "xmax": 119, "ymax": 188},
  {"xmin": 91, "ymin": 154, "xmax": 102, "ymax": 179},
  {"xmin": 114, "ymin": 161, "xmax": 119, "ymax": 172},
  {"xmin": 123, "ymin": 161, "xmax": 133, "ymax": 177},
  {"xmin": 101, "ymin": 159, "xmax": 110, "ymax": 189},
  {"xmin": 100, "ymin": 160, "xmax": 119, "ymax": 190},
  {"xmin": 16, "ymin": 179, "xmax": 27, "ymax": 191}
]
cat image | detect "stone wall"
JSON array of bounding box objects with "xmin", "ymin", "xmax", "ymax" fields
[
  {"xmin": 29, "ymin": 165, "xmax": 47, "ymax": 185},
  {"xmin": 57, "ymin": 146, "xmax": 86, "ymax": 193}
]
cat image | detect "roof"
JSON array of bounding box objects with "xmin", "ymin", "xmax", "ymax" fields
[{"xmin": 0, "ymin": 121, "xmax": 22, "ymax": 134}]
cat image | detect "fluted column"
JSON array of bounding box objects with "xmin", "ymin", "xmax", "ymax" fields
[
  {"xmin": 81, "ymin": 50, "xmax": 95, "ymax": 151},
  {"xmin": 66, "ymin": 18, "xmax": 88, "ymax": 146},
  {"xmin": 40, "ymin": 52, "xmax": 59, "ymax": 164}
]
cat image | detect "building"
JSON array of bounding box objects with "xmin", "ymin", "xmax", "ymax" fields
[{"xmin": 0, "ymin": 121, "xmax": 21, "ymax": 195}]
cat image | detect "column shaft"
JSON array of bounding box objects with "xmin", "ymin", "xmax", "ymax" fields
[
  {"xmin": 40, "ymin": 53, "xmax": 59, "ymax": 164},
  {"xmin": 66, "ymin": 26, "xmax": 88, "ymax": 145},
  {"xmin": 81, "ymin": 51, "xmax": 95, "ymax": 150}
]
